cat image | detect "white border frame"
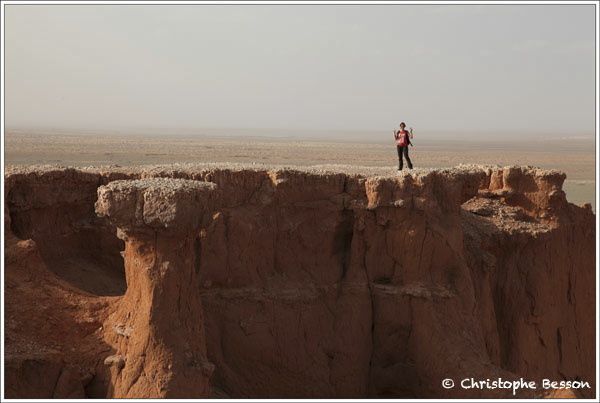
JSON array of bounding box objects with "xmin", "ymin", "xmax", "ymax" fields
[{"xmin": 0, "ymin": 1, "xmax": 598, "ymax": 402}]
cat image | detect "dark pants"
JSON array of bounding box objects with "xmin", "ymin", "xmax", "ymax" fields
[{"xmin": 396, "ymin": 145, "xmax": 413, "ymax": 170}]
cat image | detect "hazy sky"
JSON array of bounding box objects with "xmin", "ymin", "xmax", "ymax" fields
[{"xmin": 4, "ymin": 4, "xmax": 596, "ymax": 136}]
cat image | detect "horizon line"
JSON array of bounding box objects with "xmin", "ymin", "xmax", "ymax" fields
[{"xmin": 4, "ymin": 125, "xmax": 597, "ymax": 137}]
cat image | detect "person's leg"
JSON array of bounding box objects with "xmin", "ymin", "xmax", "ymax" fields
[
  {"xmin": 397, "ymin": 146, "xmax": 403, "ymax": 170},
  {"xmin": 404, "ymin": 146, "xmax": 413, "ymax": 169}
]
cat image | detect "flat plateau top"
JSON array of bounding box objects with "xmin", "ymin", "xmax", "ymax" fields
[{"xmin": 4, "ymin": 162, "xmax": 563, "ymax": 180}]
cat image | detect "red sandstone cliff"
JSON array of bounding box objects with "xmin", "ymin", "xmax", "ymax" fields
[{"xmin": 3, "ymin": 164, "xmax": 596, "ymax": 398}]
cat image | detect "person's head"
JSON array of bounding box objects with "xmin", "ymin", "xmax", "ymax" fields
[{"xmin": 399, "ymin": 122, "xmax": 406, "ymax": 129}]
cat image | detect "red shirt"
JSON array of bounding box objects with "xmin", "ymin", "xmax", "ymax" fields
[{"xmin": 395, "ymin": 130, "xmax": 410, "ymax": 146}]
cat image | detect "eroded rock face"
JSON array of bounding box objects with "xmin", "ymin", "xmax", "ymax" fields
[
  {"xmin": 95, "ymin": 178, "xmax": 217, "ymax": 398},
  {"xmin": 3, "ymin": 164, "xmax": 596, "ymax": 399}
]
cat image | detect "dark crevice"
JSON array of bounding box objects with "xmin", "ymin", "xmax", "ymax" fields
[
  {"xmin": 374, "ymin": 277, "xmax": 392, "ymax": 285},
  {"xmin": 334, "ymin": 210, "xmax": 354, "ymax": 280},
  {"xmin": 194, "ymin": 235, "xmax": 202, "ymax": 274},
  {"xmin": 556, "ymin": 327, "xmax": 563, "ymax": 364}
]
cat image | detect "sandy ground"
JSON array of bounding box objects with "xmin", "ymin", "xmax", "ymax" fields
[{"xmin": 4, "ymin": 131, "xmax": 596, "ymax": 208}]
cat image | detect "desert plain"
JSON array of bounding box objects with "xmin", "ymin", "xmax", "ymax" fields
[{"xmin": 4, "ymin": 130, "xmax": 596, "ymax": 209}]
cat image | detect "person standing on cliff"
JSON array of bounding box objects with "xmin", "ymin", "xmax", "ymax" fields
[{"xmin": 393, "ymin": 122, "xmax": 414, "ymax": 170}]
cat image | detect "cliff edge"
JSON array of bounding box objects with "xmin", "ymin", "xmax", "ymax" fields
[{"xmin": 3, "ymin": 164, "xmax": 596, "ymax": 398}]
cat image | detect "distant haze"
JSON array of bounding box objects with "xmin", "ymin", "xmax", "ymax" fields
[{"xmin": 4, "ymin": 4, "xmax": 596, "ymax": 139}]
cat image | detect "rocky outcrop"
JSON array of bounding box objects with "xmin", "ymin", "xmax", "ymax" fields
[
  {"xmin": 95, "ymin": 178, "xmax": 217, "ymax": 398},
  {"xmin": 463, "ymin": 167, "xmax": 596, "ymax": 395},
  {"xmin": 3, "ymin": 164, "xmax": 596, "ymax": 398}
]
